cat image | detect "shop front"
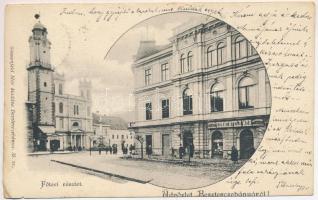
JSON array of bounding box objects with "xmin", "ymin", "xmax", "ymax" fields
[{"xmin": 208, "ymin": 117, "xmax": 268, "ymax": 159}]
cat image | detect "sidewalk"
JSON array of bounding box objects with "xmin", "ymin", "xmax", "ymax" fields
[
  {"xmin": 28, "ymin": 150, "xmax": 81, "ymax": 156},
  {"xmin": 50, "ymin": 152, "xmax": 244, "ymax": 189},
  {"xmin": 124, "ymin": 154, "xmax": 244, "ymax": 167}
]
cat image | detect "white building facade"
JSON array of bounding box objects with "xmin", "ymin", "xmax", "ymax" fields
[
  {"xmin": 92, "ymin": 115, "xmax": 135, "ymax": 151},
  {"xmin": 26, "ymin": 18, "xmax": 93, "ymax": 152},
  {"xmin": 129, "ymin": 19, "xmax": 271, "ymax": 159}
]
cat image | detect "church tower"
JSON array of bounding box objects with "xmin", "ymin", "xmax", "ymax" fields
[{"xmin": 27, "ymin": 14, "xmax": 55, "ymax": 151}]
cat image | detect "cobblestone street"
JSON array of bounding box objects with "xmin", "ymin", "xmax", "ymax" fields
[{"xmin": 30, "ymin": 151, "xmax": 245, "ymax": 189}]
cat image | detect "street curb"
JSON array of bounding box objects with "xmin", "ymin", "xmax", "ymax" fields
[
  {"xmin": 122, "ymin": 157, "xmax": 244, "ymax": 167},
  {"xmin": 50, "ymin": 159, "xmax": 152, "ymax": 184},
  {"xmin": 28, "ymin": 151, "xmax": 81, "ymax": 156}
]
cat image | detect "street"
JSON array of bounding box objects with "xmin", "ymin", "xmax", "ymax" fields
[{"xmin": 28, "ymin": 151, "xmax": 244, "ymax": 189}]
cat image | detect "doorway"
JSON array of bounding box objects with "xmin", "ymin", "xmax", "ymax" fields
[
  {"xmin": 50, "ymin": 139, "xmax": 60, "ymax": 151},
  {"xmin": 183, "ymin": 130, "xmax": 194, "ymax": 157},
  {"xmin": 240, "ymin": 129, "xmax": 254, "ymax": 159},
  {"xmin": 211, "ymin": 131, "xmax": 223, "ymax": 158}
]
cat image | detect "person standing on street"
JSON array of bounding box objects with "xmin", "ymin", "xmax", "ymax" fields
[{"xmin": 231, "ymin": 146, "xmax": 238, "ymax": 164}]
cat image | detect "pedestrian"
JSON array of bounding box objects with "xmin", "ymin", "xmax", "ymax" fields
[
  {"xmin": 73, "ymin": 145, "xmax": 76, "ymax": 152},
  {"xmin": 231, "ymin": 146, "xmax": 239, "ymax": 164},
  {"xmin": 129, "ymin": 144, "xmax": 133, "ymax": 155},
  {"xmin": 146, "ymin": 145, "xmax": 152, "ymax": 159},
  {"xmin": 179, "ymin": 145, "xmax": 184, "ymax": 159},
  {"xmin": 98, "ymin": 147, "xmax": 101, "ymax": 155},
  {"xmin": 110, "ymin": 146, "xmax": 113, "ymax": 154}
]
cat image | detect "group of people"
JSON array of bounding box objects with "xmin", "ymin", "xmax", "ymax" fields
[
  {"xmin": 177, "ymin": 144, "xmax": 195, "ymax": 159},
  {"xmin": 98, "ymin": 144, "xmax": 118, "ymax": 155},
  {"xmin": 121, "ymin": 144, "xmax": 136, "ymax": 155},
  {"xmin": 68, "ymin": 146, "xmax": 85, "ymax": 152}
]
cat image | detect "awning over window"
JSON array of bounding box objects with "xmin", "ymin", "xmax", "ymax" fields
[{"xmin": 38, "ymin": 126, "xmax": 55, "ymax": 134}]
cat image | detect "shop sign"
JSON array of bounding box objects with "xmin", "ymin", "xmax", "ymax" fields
[{"xmin": 208, "ymin": 119, "xmax": 252, "ymax": 129}]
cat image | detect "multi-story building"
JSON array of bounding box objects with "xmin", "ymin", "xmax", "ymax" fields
[
  {"xmin": 92, "ymin": 114, "xmax": 135, "ymax": 151},
  {"xmin": 54, "ymin": 74, "xmax": 93, "ymax": 151},
  {"xmin": 26, "ymin": 16, "xmax": 93, "ymax": 152},
  {"xmin": 129, "ymin": 19, "xmax": 271, "ymax": 159}
]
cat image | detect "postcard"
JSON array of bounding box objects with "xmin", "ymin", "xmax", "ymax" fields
[{"xmin": 3, "ymin": 2, "xmax": 315, "ymax": 198}]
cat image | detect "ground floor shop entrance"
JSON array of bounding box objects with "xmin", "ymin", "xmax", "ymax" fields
[
  {"xmin": 183, "ymin": 130, "xmax": 194, "ymax": 157},
  {"xmin": 211, "ymin": 131, "xmax": 223, "ymax": 158},
  {"xmin": 240, "ymin": 129, "xmax": 254, "ymax": 159}
]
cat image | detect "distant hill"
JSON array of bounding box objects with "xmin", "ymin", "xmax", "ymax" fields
[{"xmin": 93, "ymin": 113, "xmax": 128, "ymax": 130}]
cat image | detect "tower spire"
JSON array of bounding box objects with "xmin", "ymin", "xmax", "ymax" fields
[{"xmin": 34, "ymin": 13, "xmax": 40, "ymax": 22}]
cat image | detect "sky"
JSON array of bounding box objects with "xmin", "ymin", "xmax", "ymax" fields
[{"xmin": 26, "ymin": 12, "xmax": 213, "ymax": 122}]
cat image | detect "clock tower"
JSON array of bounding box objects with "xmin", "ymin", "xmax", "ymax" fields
[{"xmin": 27, "ymin": 14, "xmax": 55, "ymax": 151}]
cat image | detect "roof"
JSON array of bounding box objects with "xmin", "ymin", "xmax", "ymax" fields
[
  {"xmin": 135, "ymin": 40, "xmax": 171, "ymax": 60},
  {"xmin": 38, "ymin": 125, "xmax": 55, "ymax": 134},
  {"xmin": 33, "ymin": 22, "xmax": 47, "ymax": 31},
  {"xmin": 93, "ymin": 113, "xmax": 128, "ymax": 130}
]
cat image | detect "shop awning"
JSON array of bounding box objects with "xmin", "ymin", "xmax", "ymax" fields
[{"xmin": 38, "ymin": 126, "xmax": 55, "ymax": 134}]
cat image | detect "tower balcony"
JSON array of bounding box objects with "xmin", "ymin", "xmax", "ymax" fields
[{"xmin": 28, "ymin": 61, "xmax": 52, "ymax": 69}]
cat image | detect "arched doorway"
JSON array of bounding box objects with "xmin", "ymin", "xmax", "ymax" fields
[
  {"xmin": 183, "ymin": 130, "xmax": 194, "ymax": 157},
  {"xmin": 240, "ymin": 129, "xmax": 254, "ymax": 159},
  {"xmin": 50, "ymin": 139, "xmax": 60, "ymax": 152},
  {"xmin": 211, "ymin": 131, "xmax": 223, "ymax": 158}
]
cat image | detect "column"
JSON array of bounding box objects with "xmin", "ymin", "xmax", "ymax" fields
[
  {"xmin": 70, "ymin": 134, "xmax": 73, "ymax": 148},
  {"xmin": 226, "ymin": 34, "xmax": 232, "ymax": 63},
  {"xmin": 258, "ymin": 69, "xmax": 266, "ymax": 108},
  {"xmin": 80, "ymin": 135, "xmax": 83, "ymax": 147},
  {"xmin": 64, "ymin": 135, "xmax": 67, "ymax": 150},
  {"xmin": 225, "ymin": 75, "xmax": 234, "ymax": 112},
  {"xmin": 46, "ymin": 138, "xmax": 50, "ymax": 151}
]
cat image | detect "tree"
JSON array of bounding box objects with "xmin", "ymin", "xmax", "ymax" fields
[{"xmin": 135, "ymin": 135, "xmax": 144, "ymax": 159}]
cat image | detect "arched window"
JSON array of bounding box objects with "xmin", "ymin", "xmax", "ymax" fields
[
  {"xmin": 217, "ymin": 42, "xmax": 226, "ymax": 65},
  {"xmin": 59, "ymin": 102, "xmax": 63, "ymax": 113},
  {"xmin": 72, "ymin": 122, "xmax": 79, "ymax": 127},
  {"xmin": 248, "ymin": 42, "xmax": 257, "ymax": 56},
  {"xmin": 238, "ymin": 77, "xmax": 255, "ymax": 109},
  {"xmin": 180, "ymin": 54, "xmax": 186, "ymax": 73},
  {"xmin": 183, "ymin": 88, "xmax": 193, "ymax": 115},
  {"xmin": 207, "ymin": 46, "xmax": 214, "ymax": 67},
  {"xmin": 187, "ymin": 51, "xmax": 193, "ymax": 71},
  {"xmin": 210, "ymin": 83, "xmax": 224, "ymax": 112},
  {"xmin": 235, "ymin": 36, "xmax": 247, "ymax": 59}
]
